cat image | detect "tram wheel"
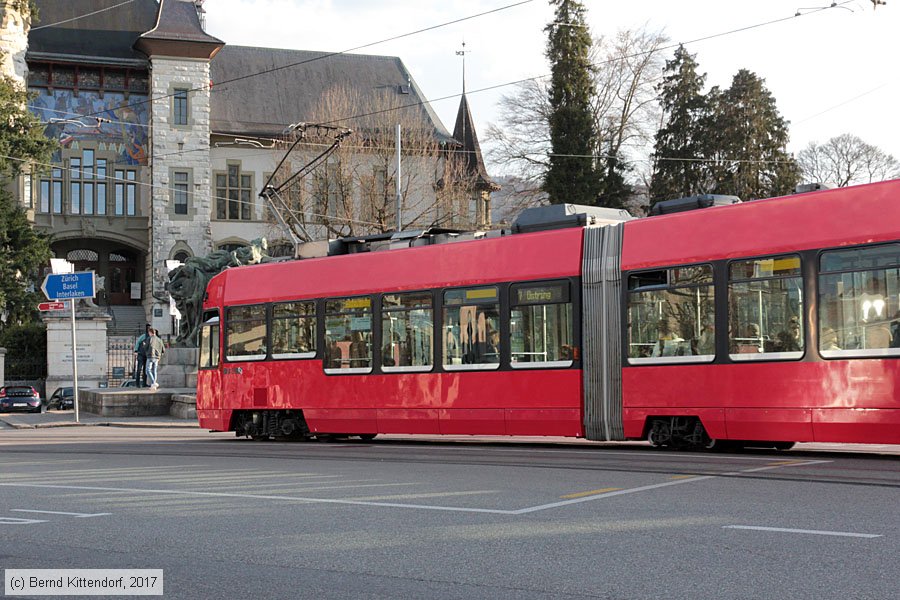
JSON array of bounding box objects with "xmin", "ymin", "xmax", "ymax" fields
[
  {"xmin": 358, "ymin": 434, "xmax": 377, "ymax": 441},
  {"xmin": 772, "ymin": 442, "xmax": 795, "ymax": 451},
  {"xmin": 647, "ymin": 428, "xmax": 665, "ymax": 448}
]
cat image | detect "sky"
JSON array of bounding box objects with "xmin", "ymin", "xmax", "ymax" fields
[{"xmin": 205, "ymin": 0, "xmax": 900, "ymax": 175}]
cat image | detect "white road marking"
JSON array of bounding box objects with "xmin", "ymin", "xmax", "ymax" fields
[
  {"xmin": 0, "ymin": 482, "xmax": 513, "ymax": 515},
  {"xmin": 379, "ymin": 444, "xmax": 793, "ymax": 462},
  {"xmin": 723, "ymin": 525, "xmax": 882, "ymax": 539},
  {"xmin": 11, "ymin": 509, "xmax": 110, "ymax": 518},
  {"xmin": 514, "ymin": 476, "xmax": 716, "ymax": 514},
  {"xmin": 735, "ymin": 460, "xmax": 832, "ymax": 474},
  {"xmin": 0, "ymin": 459, "xmax": 835, "ymax": 516},
  {"xmin": 0, "ymin": 517, "xmax": 47, "ymax": 525}
]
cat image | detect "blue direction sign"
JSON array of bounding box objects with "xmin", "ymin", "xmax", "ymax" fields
[{"xmin": 41, "ymin": 272, "xmax": 95, "ymax": 300}]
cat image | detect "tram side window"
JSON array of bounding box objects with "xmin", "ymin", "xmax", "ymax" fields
[
  {"xmin": 443, "ymin": 286, "xmax": 500, "ymax": 369},
  {"xmin": 198, "ymin": 314, "xmax": 220, "ymax": 369},
  {"xmin": 225, "ymin": 304, "xmax": 267, "ymax": 361},
  {"xmin": 271, "ymin": 301, "xmax": 316, "ymax": 359},
  {"xmin": 381, "ymin": 292, "xmax": 433, "ymax": 371},
  {"xmin": 509, "ymin": 280, "xmax": 574, "ymax": 368},
  {"xmin": 728, "ymin": 255, "xmax": 804, "ymax": 361},
  {"xmin": 626, "ymin": 265, "xmax": 714, "ymax": 364},
  {"xmin": 819, "ymin": 244, "xmax": 900, "ymax": 357},
  {"xmin": 324, "ymin": 297, "xmax": 372, "ymax": 373}
]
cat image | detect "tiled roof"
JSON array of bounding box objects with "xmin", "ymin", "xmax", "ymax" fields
[
  {"xmin": 28, "ymin": 0, "xmax": 159, "ymax": 66},
  {"xmin": 209, "ymin": 45, "xmax": 452, "ymax": 141}
]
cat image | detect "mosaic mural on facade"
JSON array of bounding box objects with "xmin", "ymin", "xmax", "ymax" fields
[{"xmin": 29, "ymin": 90, "xmax": 149, "ymax": 165}]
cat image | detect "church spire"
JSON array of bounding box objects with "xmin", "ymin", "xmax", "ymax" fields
[{"xmin": 455, "ymin": 40, "xmax": 468, "ymax": 95}]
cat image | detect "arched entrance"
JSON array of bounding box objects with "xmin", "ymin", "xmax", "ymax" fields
[{"xmin": 57, "ymin": 242, "xmax": 144, "ymax": 306}]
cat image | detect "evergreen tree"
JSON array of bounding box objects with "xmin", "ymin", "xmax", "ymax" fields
[
  {"xmin": 0, "ymin": 67, "xmax": 56, "ymax": 330},
  {"xmin": 703, "ymin": 69, "xmax": 799, "ymax": 200},
  {"xmin": 650, "ymin": 45, "xmax": 708, "ymax": 204},
  {"xmin": 543, "ymin": 0, "xmax": 599, "ymax": 205}
]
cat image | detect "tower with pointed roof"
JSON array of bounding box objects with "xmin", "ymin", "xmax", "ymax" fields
[
  {"xmin": 441, "ymin": 43, "xmax": 499, "ymax": 228},
  {"xmin": 135, "ymin": 0, "xmax": 223, "ymax": 331}
]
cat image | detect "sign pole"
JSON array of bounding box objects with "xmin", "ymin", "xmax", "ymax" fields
[
  {"xmin": 70, "ymin": 298, "xmax": 79, "ymax": 423},
  {"xmin": 41, "ymin": 269, "xmax": 94, "ymax": 425}
]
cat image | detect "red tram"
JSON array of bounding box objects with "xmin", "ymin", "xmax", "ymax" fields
[{"xmin": 196, "ymin": 180, "xmax": 900, "ymax": 448}]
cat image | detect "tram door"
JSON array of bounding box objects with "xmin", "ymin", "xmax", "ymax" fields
[{"xmin": 197, "ymin": 315, "xmax": 223, "ymax": 413}]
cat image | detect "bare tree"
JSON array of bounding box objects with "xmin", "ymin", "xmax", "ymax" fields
[
  {"xmin": 591, "ymin": 26, "xmax": 668, "ymax": 187},
  {"xmin": 484, "ymin": 78, "xmax": 551, "ymax": 205},
  {"xmin": 485, "ymin": 25, "xmax": 668, "ymax": 209},
  {"xmin": 266, "ymin": 85, "xmax": 479, "ymax": 243},
  {"xmin": 798, "ymin": 134, "xmax": 900, "ymax": 187}
]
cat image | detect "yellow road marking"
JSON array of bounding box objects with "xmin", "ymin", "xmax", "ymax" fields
[
  {"xmin": 767, "ymin": 461, "xmax": 801, "ymax": 466},
  {"xmin": 668, "ymin": 475, "xmax": 697, "ymax": 480},
  {"xmin": 559, "ymin": 487, "xmax": 622, "ymax": 499}
]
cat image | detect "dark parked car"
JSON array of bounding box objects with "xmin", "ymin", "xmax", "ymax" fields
[
  {"xmin": 0, "ymin": 385, "xmax": 42, "ymax": 413},
  {"xmin": 47, "ymin": 386, "xmax": 75, "ymax": 410}
]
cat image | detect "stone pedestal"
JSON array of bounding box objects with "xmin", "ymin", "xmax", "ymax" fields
[
  {"xmin": 44, "ymin": 309, "xmax": 112, "ymax": 399},
  {"xmin": 158, "ymin": 346, "xmax": 199, "ymax": 388}
]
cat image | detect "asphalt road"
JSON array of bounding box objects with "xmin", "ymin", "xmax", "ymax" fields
[{"xmin": 1, "ymin": 428, "xmax": 898, "ymax": 599}]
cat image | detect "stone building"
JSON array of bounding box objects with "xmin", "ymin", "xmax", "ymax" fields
[{"xmin": 2, "ymin": 0, "xmax": 497, "ymax": 342}]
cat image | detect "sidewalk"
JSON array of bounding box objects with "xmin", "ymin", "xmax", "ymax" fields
[{"xmin": 0, "ymin": 409, "xmax": 199, "ymax": 430}]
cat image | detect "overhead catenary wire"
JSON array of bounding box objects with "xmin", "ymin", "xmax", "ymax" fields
[
  {"xmin": 30, "ymin": 0, "xmax": 137, "ymax": 31},
  {"xmin": 27, "ymin": 2, "xmax": 860, "ymax": 172},
  {"xmin": 73, "ymin": 0, "xmax": 536, "ymax": 122}
]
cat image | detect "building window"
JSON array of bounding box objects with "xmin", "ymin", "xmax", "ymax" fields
[
  {"xmin": 728, "ymin": 255, "xmax": 804, "ymax": 360},
  {"xmin": 97, "ymin": 158, "xmax": 107, "ymax": 215},
  {"xmin": 173, "ymin": 89, "xmax": 189, "ymax": 126},
  {"xmin": 626, "ymin": 265, "xmax": 715, "ymax": 364},
  {"xmin": 215, "ymin": 164, "xmax": 252, "ymax": 220},
  {"xmin": 40, "ymin": 151, "xmax": 121, "ymax": 216},
  {"xmin": 314, "ymin": 162, "xmax": 343, "ymax": 221},
  {"xmin": 172, "ymin": 171, "xmax": 189, "ymax": 215},
  {"xmin": 381, "ymin": 292, "xmax": 433, "ymax": 371},
  {"xmin": 442, "ymin": 286, "xmax": 500, "ymax": 369},
  {"xmin": 819, "ymin": 244, "xmax": 900, "ymax": 358},
  {"xmin": 40, "ymin": 167, "xmax": 64, "ymax": 213}
]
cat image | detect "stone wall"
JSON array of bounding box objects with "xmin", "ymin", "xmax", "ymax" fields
[
  {"xmin": 0, "ymin": 1, "xmax": 29, "ymax": 87},
  {"xmin": 44, "ymin": 313, "xmax": 112, "ymax": 399},
  {"xmin": 148, "ymin": 57, "xmax": 214, "ymax": 336}
]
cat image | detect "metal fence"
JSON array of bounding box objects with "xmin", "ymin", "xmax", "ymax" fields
[
  {"xmin": 107, "ymin": 335, "xmax": 136, "ymax": 386},
  {"xmin": 5, "ymin": 356, "xmax": 46, "ymax": 380}
]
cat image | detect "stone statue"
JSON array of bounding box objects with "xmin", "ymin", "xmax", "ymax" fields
[{"xmin": 167, "ymin": 238, "xmax": 271, "ymax": 345}]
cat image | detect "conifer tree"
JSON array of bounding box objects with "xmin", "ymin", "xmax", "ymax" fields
[
  {"xmin": 650, "ymin": 45, "xmax": 708, "ymax": 204},
  {"xmin": 544, "ymin": 0, "xmax": 599, "ymax": 205},
  {"xmin": 0, "ymin": 67, "xmax": 56, "ymax": 329},
  {"xmin": 703, "ymin": 70, "xmax": 799, "ymax": 200}
]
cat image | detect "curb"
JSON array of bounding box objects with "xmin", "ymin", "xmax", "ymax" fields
[{"xmin": 0, "ymin": 419, "xmax": 199, "ymax": 430}]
